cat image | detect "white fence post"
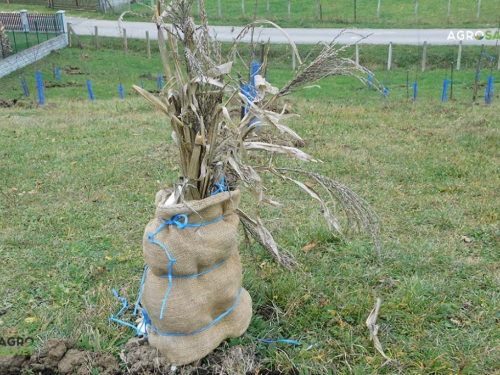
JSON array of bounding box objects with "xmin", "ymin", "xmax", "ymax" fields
[
  {"xmin": 387, "ymin": 42, "xmax": 392, "ymax": 70},
  {"xmin": 20, "ymin": 9, "xmax": 29, "ymax": 32},
  {"xmin": 56, "ymin": 10, "xmax": 67, "ymax": 33}
]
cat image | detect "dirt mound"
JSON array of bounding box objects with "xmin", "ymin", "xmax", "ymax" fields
[
  {"xmin": 0, "ymin": 338, "xmax": 119, "ymax": 375},
  {"xmin": 0, "ymin": 337, "xmax": 296, "ymax": 374},
  {"xmin": 44, "ymin": 82, "xmax": 84, "ymax": 89},
  {"xmin": 0, "ymin": 99, "xmax": 18, "ymax": 108}
]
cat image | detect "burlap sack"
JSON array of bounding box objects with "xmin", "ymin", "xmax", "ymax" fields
[{"xmin": 140, "ymin": 189, "xmax": 252, "ymax": 366}]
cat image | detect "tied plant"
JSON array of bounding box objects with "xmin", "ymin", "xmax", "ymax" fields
[{"xmin": 134, "ymin": 0, "xmax": 380, "ymax": 268}]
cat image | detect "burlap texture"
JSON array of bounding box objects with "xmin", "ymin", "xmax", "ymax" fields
[
  {"xmin": 143, "ymin": 190, "xmax": 241, "ymax": 276},
  {"xmin": 141, "ymin": 189, "xmax": 252, "ymax": 366}
]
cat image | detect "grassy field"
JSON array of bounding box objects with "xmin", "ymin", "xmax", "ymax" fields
[
  {"xmin": 1, "ymin": 87, "xmax": 500, "ymax": 374},
  {"xmin": 1, "ymin": 0, "xmax": 500, "ymax": 28},
  {"xmin": 1, "ymin": 35, "xmax": 500, "ymax": 374},
  {"xmin": 1, "ymin": 36, "xmax": 499, "ymax": 105}
]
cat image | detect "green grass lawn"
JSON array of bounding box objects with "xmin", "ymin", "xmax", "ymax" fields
[
  {"xmin": 1, "ymin": 0, "xmax": 499, "ymax": 28},
  {"xmin": 1, "ymin": 89, "xmax": 499, "ymax": 374},
  {"xmin": 1, "ymin": 36, "xmax": 500, "ymax": 374}
]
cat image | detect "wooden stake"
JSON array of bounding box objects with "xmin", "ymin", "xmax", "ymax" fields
[
  {"xmin": 146, "ymin": 30, "xmax": 151, "ymax": 59},
  {"xmin": 476, "ymin": 0, "xmax": 481, "ymax": 21},
  {"xmin": 292, "ymin": 49, "xmax": 296, "ymax": 70},
  {"xmin": 450, "ymin": 63, "xmax": 454, "ymax": 100},
  {"xmin": 473, "ymin": 44, "xmax": 484, "ymax": 102},
  {"xmin": 414, "ymin": 0, "xmax": 418, "ymax": 22},
  {"xmin": 316, "ymin": 0, "xmax": 319, "ymax": 20},
  {"xmin": 288, "ymin": 0, "xmax": 291, "ymax": 21},
  {"xmin": 266, "ymin": 0, "xmax": 270, "ymax": 18},
  {"xmin": 377, "ymin": 0, "xmax": 381, "ymax": 21},
  {"xmin": 94, "ymin": 25, "xmax": 98, "ymax": 49},
  {"xmin": 387, "ymin": 42, "xmax": 392, "ymax": 70},
  {"xmin": 355, "ymin": 43, "xmax": 359, "ymax": 66},
  {"xmin": 457, "ymin": 40, "xmax": 462, "ymax": 70},
  {"xmin": 218, "ymin": 0, "xmax": 221, "ymax": 18},
  {"xmin": 447, "ymin": 0, "xmax": 451, "ymax": 23},
  {"xmin": 123, "ymin": 28, "xmax": 128, "ymax": 54},
  {"xmin": 421, "ymin": 41, "xmax": 427, "ymax": 72},
  {"xmin": 242, "ymin": 0, "xmax": 245, "ymax": 17},
  {"xmin": 406, "ymin": 69, "xmax": 409, "ymax": 100},
  {"xmin": 354, "ymin": 0, "xmax": 357, "ymax": 22}
]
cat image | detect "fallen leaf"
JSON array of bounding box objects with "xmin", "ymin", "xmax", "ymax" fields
[
  {"xmin": 305, "ymin": 181, "xmax": 314, "ymax": 188},
  {"xmin": 36, "ymin": 181, "xmax": 43, "ymax": 185},
  {"xmin": 301, "ymin": 241, "xmax": 317, "ymax": 252},
  {"xmin": 105, "ymin": 256, "xmax": 112, "ymax": 261},
  {"xmin": 10, "ymin": 187, "xmax": 17, "ymax": 192},
  {"xmin": 51, "ymin": 138, "xmax": 56, "ymax": 142},
  {"xmin": 366, "ymin": 298, "xmax": 391, "ymax": 362},
  {"xmin": 24, "ymin": 317, "xmax": 37, "ymax": 323},
  {"xmin": 461, "ymin": 235, "xmax": 473, "ymax": 243},
  {"xmin": 70, "ymin": 161, "xmax": 77, "ymax": 166},
  {"xmin": 27, "ymin": 190, "xmax": 38, "ymax": 195}
]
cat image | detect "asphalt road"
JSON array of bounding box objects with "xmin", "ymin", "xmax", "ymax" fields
[{"xmin": 67, "ymin": 16, "xmax": 500, "ymax": 46}]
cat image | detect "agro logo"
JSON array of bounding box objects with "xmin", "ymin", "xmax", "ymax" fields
[
  {"xmin": 474, "ymin": 31, "xmax": 485, "ymax": 40},
  {"xmin": 0, "ymin": 337, "xmax": 34, "ymax": 346}
]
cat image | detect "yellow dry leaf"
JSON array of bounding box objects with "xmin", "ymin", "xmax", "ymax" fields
[
  {"xmin": 301, "ymin": 241, "xmax": 317, "ymax": 252},
  {"xmin": 105, "ymin": 256, "xmax": 112, "ymax": 261},
  {"xmin": 24, "ymin": 317, "xmax": 37, "ymax": 323}
]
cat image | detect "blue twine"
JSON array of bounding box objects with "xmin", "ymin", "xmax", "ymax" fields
[
  {"xmin": 147, "ymin": 288, "xmax": 243, "ymax": 337},
  {"xmin": 211, "ymin": 177, "xmax": 227, "ymax": 196},
  {"xmin": 147, "ymin": 214, "xmax": 225, "ymax": 319}
]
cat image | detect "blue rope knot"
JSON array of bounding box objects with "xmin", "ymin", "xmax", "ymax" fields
[
  {"xmin": 170, "ymin": 214, "xmax": 188, "ymax": 229},
  {"xmin": 211, "ymin": 177, "xmax": 227, "ymax": 196}
]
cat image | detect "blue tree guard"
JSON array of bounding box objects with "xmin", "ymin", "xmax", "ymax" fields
[
  {"xmin": 485, "ymin": 76, "xmax": 494, "ymax": 104},
  {"xmin": 36, "ymin": 71, "xmax": 44, "ymax": 105},
  {"xmin": 413, "ymin": 82, "xmax": 418, "ymax": 102},
  {"xmin": 118, "ymin": 84, "xmax": 124, "ymax": 99},
  {"xmin": 240, "ymin": 61, "xmax": 261, "ymax": 127},
  {"xmin": 21, "ymin": 78, "xmax": 29, "ymax": 97},
  {"xmin": 367, "ymin": 74, "xmax": 372, "ymax": 88},
  {"xmin": 87, "ymin": 80, "xmax": 95, "ymax": 101},
  {"xmin": 383, "ymin": 87, "xmax": 388, "ymax": 98},
  {"xmin": 441, "ymin": 78, "xmax": 450, "ymax": 102},
  {"xmin": 158, "ymin": 74, "xmax": 163, "ymax": 90},
  {"xmin": 56, "ymin": 67, "xmax": 60, "ymax": 82}
]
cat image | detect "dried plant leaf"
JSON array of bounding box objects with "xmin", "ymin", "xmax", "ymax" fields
[
  {"xmin": 243, "ymin": 142, "xmax": 316, "ymax": 162},
  {"xmin": 366, "ymin": 298, "xmax": 391, "ymax": 362}
]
